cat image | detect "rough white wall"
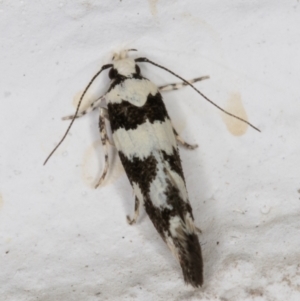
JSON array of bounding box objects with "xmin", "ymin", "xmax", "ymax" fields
[{"xmin": 1, "ymin": 1, "xmax": 300, "ymax": 300}]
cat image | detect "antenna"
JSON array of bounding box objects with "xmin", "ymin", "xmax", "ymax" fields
[
  {"xmin": 44, "ymin": 63, "xmax": 113, "ymax": 165},
  {"xmin": 135, "ymin": 57, "xmax": 260, "ymax": 132}
]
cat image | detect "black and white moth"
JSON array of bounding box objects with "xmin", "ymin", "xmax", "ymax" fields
[{"xmin": 45, "ymin": 49, "xmax": 259, "ymax": 287}]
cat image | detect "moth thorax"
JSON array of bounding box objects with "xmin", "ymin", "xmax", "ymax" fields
[{"xmin": 113, "ymin": 58, "xmax": 137, "ymax": 77}]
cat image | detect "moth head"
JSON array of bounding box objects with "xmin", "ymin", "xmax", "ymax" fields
[
  {"xmin": 109, "ymin": 49, "xmax": 140, "ymax": 79},
  {"xmin": 111, "ymin": 48, "xmax": 137, "ymax": 61}
]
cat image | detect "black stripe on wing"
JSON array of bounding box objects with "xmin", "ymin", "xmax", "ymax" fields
[{"xmin": 108, "ymin": 92, "xmax": 169, "ymax": 132}]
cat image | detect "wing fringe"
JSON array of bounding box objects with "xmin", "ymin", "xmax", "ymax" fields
[{"xmin": 166, "ymin": 214, "xmax": 203, "ymax": 287}]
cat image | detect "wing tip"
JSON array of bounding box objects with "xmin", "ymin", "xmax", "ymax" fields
[{"xmin": 180, "ymin": 232, "xmax": 204, "ymax": 288}]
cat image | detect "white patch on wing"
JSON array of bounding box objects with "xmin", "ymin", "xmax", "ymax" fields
[
  {"xmin": 169, "ymin": 214, "xmax": 197, "ymax": 239},
  {"xmin": 184, "ymin": 213, "xmax": 196, "ymax": 234},
  {"xmin": 165, "ymin": 234, "xmax": 180, "ymax": 262},
  {"xmin": 149, "ymin": 153, "xmax": 173, "ymax": 210},
  {"xmin": 167, "ymin": 169, "xmax": 188, "ymax": 203},
  {"xmin": 132, "ymin": 182, "xmax": 144, "ymax": 203},
  {"xmin": 112, "ymin": 118, "xmax": 176, "ymax": 160},
  {"xmin": 106, "ymin": 78, "xmax": 158, "ymax": 106},
  {"xmin": 169, "ymin": 216, "xmax": 182, "ymax": 237}
]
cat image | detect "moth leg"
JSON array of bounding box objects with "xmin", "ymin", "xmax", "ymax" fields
[
  {"xmin": 62, "ymin": 96, "xmax": 105, "ymax": 120},
  {"xmin": 173, "ymin": 127, "xmax": 198, "ymax": 150},
  {"xmin": 95, "ymin": 108, "xmax": 110, "ymax": 188},
  {"xmin": 101, "ymin": 108, "xmax": 115, "ymax": 147},
  {"xmin": 127, "ymin": 196, "xmax": 140, "ymax": 225},
  {"xmin": 158, "ymin": 76, "xmax": 209, "ymax": 92}
]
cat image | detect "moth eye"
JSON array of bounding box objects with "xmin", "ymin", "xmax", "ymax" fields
[
  {"xmin": 109, "ymin": 68, "xmax": 118, "ymax": 79},
  {"xmin": 135, "ymin": 65, "xmax": 140, "ymax": 75}
]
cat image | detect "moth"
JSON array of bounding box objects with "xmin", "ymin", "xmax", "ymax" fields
[{"xmin": 45, "ymin": 49, "xmax": 259, "ymax": 287}]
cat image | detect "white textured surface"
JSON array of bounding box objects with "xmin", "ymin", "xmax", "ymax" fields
[{"xmin": 1, "ymin": 1, "xmax": 300, "ymax": 300}]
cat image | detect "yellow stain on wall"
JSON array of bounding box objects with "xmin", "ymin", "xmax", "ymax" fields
[
  {"xmin": 222, "ymin": 92, "xmax": 249, "ymax": 136},
  {"xmin": 72, "ymin": 90, "xmax": 95, "ymax": 112},
  {"xmin": 148, "ymin": 0, "xmax": 158, "ymax": 16}
]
